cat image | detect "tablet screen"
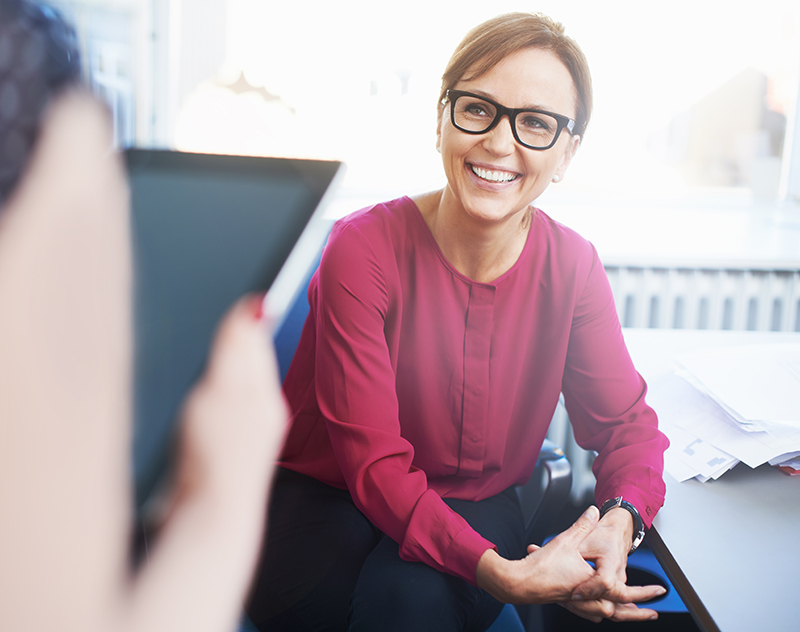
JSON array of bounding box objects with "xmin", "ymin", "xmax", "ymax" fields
[{"xmin": 125, "ymin": 149, "xmax": 342, "ymax": 509}]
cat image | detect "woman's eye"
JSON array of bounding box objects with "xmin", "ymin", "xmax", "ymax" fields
[
  {"xmin": 465, "ymin": 103, "xmax": 490, "ymax": 117},
  {"xmin": 519, "ymin": 115, "xmax": 551, "ymax": 131}
]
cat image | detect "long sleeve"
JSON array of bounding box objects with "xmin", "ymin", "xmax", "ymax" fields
[
  {"xmin": 561, "ymin": 245, "xmax": 669, "ymax": 527},
  {"xmin": 309, "ymin": 220, "xmax": 494, "ymax": 583}
]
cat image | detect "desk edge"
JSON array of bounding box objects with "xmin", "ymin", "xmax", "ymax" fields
[{"xmin": 647, "ymin": 526, "xmax": 721, "ymax": 632}]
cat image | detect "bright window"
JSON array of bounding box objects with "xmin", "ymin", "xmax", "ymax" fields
[{"xmin": 59, "ymin": 0, "xmax": 800, "ymax": 210}]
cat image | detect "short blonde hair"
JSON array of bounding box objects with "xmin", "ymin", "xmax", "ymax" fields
[{"xmin": 438, "ymin": 12, "xmax": 593, "ymax": 138}]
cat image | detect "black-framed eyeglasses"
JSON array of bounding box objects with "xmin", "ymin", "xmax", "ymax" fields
[{"xmin": 443, "ymin": 89, "xmax": 576, "ymax": 151}]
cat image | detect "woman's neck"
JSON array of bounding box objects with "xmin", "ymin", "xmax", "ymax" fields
[{"xmin": 414, "ymin": 188, "xmax": 533, "ymax": 284}]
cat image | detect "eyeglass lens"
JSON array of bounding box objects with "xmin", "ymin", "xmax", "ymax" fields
[{"xmin": 452, "ymin": 94, "xmax": 561, "ymax": 149}]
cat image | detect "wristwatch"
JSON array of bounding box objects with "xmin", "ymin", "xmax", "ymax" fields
[{"xmin": 599, "ymin": 496, "xmax": 645, "ymax": 555}]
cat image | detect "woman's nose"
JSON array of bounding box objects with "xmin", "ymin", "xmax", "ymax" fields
[{"xmin": 482, "ymin": 114, "xmax": 516, "ymax": 155}]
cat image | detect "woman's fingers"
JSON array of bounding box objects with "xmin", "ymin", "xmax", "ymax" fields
[
  {"xmin": 602, "ymin": 582, "xmax": 667, "ymax": 605},
  {"xmin": 505, "ymin": 507, "xmax": 600, "ymax": 604},
  {"xmin": 562, "ymin": 599, "xmax": 660, "ymax": 623},
  {"xmin": 572, "ymin": 578, "xmax": 666, "ymax": 613},
  {"xmin": 543, "ymin": 505, "xmax": 599, "ymax": 551}
]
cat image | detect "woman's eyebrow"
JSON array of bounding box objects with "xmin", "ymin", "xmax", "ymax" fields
[{"xmin": 464, "ymin": 88, "xmax": 552, "ymax": 112}]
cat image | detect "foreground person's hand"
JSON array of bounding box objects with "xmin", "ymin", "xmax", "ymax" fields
[
  {"xmin": 174, "ymin": 293, "xmax": 287, "ymax": 509},
  {"xmin": 128, "ymin": 294, "xmax": 287, "ymax": 632}
]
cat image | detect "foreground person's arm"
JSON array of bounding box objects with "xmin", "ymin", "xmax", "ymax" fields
[
  {"xmin": 0, "ymin": 92, "xmax": 286, "ymax": 632},
  {"xmin": 124, "ymin": 293, "xmax": 287, "ymax": 632}
]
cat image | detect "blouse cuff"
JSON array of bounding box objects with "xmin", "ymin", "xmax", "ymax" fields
[
  {"xmin": 444, "ymin": 528, "xmax": 496, "ymax": 586},
  {"xmin": 398, "ymin": 489, "xmax": 496, "ymax": 585}
]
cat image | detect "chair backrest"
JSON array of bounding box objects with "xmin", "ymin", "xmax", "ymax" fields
[{"xmin": 515, "ymin": 440, "xmax": 572, "ymax": 547}]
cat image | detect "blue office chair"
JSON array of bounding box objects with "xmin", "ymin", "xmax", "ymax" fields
[{"xmin": 239, "ymin": 241, "xmax": 573, "ymax": 632}]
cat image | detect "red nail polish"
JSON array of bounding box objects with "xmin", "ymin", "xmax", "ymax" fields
[{"xmin": 250, "ymin": 293, "xmax": 268, "ymax": 320}]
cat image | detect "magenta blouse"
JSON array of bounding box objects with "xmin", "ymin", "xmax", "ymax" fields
[{"xmin": 279, "ymin": 196, "xmax": 668, "ymax": 585}]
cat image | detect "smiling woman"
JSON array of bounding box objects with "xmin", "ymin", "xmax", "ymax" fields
[
  {"xmin": 429, "ymin": 46, "xmax": 582, "ymax": 274},
  {"xmin": 245, "ymin": 11, "xmax": 669, "ymax": 632}
]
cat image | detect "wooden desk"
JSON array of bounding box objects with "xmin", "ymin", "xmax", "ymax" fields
[{"xmin": 623, "ymin": 329, "xmax": 800, "ymax": 632}]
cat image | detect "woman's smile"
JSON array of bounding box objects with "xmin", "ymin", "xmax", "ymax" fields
[{"xmin": 468, "ymin": 163, "xmax": 521, "ymax": 185}]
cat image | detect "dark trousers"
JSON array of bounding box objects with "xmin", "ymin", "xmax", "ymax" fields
[{"xmin": 246, "ymin": 467, "xmax": 527, "ymax": 632}]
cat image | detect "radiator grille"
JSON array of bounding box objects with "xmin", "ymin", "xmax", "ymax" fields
[{"xmin": 604, "ymin": 265, "xmax": 800, "ymax": 332}]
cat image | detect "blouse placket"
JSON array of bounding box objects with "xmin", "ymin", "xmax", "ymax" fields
[{"xmin": 457, "ymin": 283, "xmax": 496, "ymax": 477}]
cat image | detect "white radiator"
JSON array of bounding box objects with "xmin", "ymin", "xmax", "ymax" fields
[
  {"xmin": 547, "ymin": 261, "xmax": 800, "ymax": 505},
  {"xmin": 604, "ymin": 265, "xmax": 800, "ymax": 332}
]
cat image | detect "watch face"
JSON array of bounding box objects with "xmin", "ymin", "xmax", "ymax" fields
[{"xmin": 600, "ymin": 496, "xmax": 623, "ymax": 514}]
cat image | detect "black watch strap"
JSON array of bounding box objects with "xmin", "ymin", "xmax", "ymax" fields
[{"xmin": 599, "ymin": 496, "xmax": 645, "ymax": 555}]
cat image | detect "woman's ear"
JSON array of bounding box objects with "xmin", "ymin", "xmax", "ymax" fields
[{"xmin": 552, "ymin": 134, "xmax": 580, "ymax": 183}]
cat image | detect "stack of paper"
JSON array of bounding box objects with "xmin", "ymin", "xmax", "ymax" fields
[{"xmin": 646, "ymin": 344, "xmax": 800, "ymax": 482}]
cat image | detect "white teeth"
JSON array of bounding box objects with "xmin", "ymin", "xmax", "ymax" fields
[{"xmin": 471, "ymin": 165, "xmax": 517, "ymax": 183}]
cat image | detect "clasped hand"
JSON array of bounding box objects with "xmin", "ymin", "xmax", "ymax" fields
[{"xmin": 477, "ymin": 506, "xmax": 665, "ymax": 623}]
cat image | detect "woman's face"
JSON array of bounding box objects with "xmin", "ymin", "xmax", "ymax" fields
[{"xmin": 437, "ymin": 47, "xmax": 580, "ymax": 226}]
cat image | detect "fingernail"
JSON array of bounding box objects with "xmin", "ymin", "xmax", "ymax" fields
[
  {"xmin": 250, "ymin": 293, "xmax": 268, "ymax": 321},
  {"xmin": 572, "ymin": 594, "xmax": 584, "ymax": 601},
  {"xmin": 655, "ymin": 586, "xmax": 667, "ymax": 596},
  {"xmin": 649, "ymin": 614, "xmax": 658, "ymax": 620}
]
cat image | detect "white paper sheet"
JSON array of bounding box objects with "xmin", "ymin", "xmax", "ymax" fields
[
  {"xmin": 676, "ymin": 344, "xmax": 800, "ymax": 424},
  {"xmin": 648, "ymin": 371, "xmax": 800, "ymax": 480}
]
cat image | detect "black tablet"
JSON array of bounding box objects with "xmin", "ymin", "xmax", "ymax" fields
[{"xmin": 125, "ymin": 149, "xmax": 343, "ymax": 510}]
